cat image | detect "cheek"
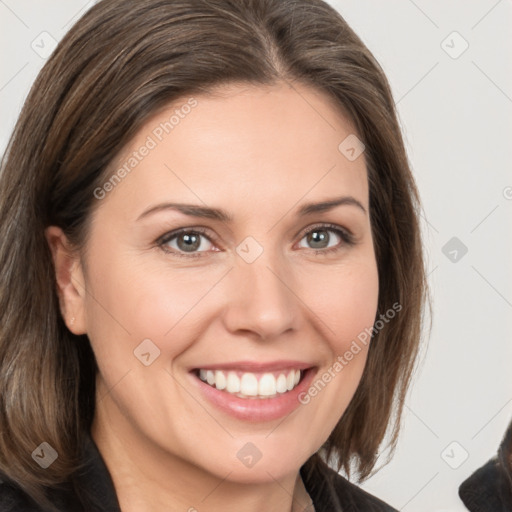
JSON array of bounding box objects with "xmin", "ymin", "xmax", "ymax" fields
[
  {"xmin": 285, "ymin": 259, "xmax": 379, "ymax": 452},
  {"xmin": 83, "ymin": 251, "xmax": 227, "ymax": 364},
  {"xmin": 296, "ymin": 260, "xmax": 378, "ymax": 419},
  {"xmin": 303, "ymin": 259, "xmax": 379, "ymax": 354}
]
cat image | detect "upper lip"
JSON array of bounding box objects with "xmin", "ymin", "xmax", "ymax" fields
[{"xmin": 190, "ymin": 361, "xmax": 314, "ymax": 372}]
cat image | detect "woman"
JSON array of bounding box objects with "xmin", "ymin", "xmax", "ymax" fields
[{"xmin": 0, "ymin": 0, "xmax": 428, "ymax": 510}]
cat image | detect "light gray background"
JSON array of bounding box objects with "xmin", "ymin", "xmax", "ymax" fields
[{"xmin": 1, "ymin": 1, "xmax": 511, "ymax": 511}]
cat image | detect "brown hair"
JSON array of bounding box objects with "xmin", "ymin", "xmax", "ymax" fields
[{"xmin": 0, "ymin": 0, "xmax": 429, "ymax": 508}]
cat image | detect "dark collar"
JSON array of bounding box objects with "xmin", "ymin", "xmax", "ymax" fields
[
  {"xmin": 458, "ymin": 458, "xmax": 512, "ymax": 512},
  {"xmin": 458, "ymin": 424, "xmax": 512, "ymax": 512}
]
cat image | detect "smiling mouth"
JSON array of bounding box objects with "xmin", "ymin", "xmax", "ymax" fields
[{"xmin": 192, "ymin": 368, "xmax": 308, "ymax": 399}]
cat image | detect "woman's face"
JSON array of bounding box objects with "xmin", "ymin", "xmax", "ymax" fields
[{"xmin": 63, "ymin": 82, "xmax": 378, "ymax": 483}]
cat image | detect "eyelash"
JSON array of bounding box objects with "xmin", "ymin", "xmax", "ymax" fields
[{"xmin": 156, "ymin": 223, "xmax": 356, "ymax": 259}]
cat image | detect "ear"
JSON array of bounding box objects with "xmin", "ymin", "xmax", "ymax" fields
[{"xmin": 45, "ymin": 226, "xmax": 87, "ymax": 335}]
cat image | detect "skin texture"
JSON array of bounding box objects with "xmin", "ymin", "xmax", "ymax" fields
[{"xmin": 46, "ymin": 81, "xmax": 379, "ymax": 512}]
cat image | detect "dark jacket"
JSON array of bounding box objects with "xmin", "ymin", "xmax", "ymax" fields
[
  {"xmin": 0, "ymin": 434, "xmax": 397, "ymax": 511},
  {"xmin": 458, "ymin": 422, "xmax": 512, "ymax": 512}
]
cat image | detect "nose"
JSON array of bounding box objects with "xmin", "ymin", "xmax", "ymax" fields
[{"xmin": 221, "ymin": 248, "xmax": 300, "ymax": 340}]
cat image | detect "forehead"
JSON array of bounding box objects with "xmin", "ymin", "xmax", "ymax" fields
[{"xmin": 99, "ymin": 81, "xmax": 368, "ymax": 219}]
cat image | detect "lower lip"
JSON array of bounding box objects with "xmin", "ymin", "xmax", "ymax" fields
[{"xmin": 189, "ymin": 368, "xmax": 317, "ymax": 422}]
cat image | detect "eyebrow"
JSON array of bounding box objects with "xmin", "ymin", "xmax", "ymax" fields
[{"xmin": 136, "ymin": 196, "xmax": 367, "ymax": 222}]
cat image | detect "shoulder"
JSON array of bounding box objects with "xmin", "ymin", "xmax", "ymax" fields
[
  {"xmin": 458, "ymin": 457, "xmax": 512, "ymax": 512},
  {"xmin": 301, "ymin": 458, "xmax": 398, "ymax": 512}
]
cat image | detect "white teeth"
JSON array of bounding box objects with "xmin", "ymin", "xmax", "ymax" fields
[
  {"xmin": 226, "ymin": 372, "xmax": 240, "ymax": 393},
  {"xmin": 240, "ymin": 373, "xmax": 258, "ymax": 396},
  {"xmin": 286, "ymin": 370, "xmax": 295, "ymax": 391},
  {"xmin": 258, "ymin": 373, "xmax": 276, "ymax": 396},
  {"xmin": 215, "ymin": 370, "xmax": 227, "ymax": 390},
  {"xmin": 276, "ymin": 374, "xmax": 287, "ymax": 393},
  {"xmin": 197, "ymin": 369, "xmax": 303, "ymax": 398}
]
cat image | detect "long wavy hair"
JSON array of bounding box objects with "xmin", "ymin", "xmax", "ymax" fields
[{"xmin": 0, "ymin": 0, "xmax": 429, "ymax": 509}]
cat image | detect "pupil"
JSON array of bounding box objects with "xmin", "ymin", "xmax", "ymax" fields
[
  {"xmin": 308, "ymin": 230, "xmax": 328, "ymax": 249},
  {"xmin": 178, "ymin": 233, "xmax": 200, "ymax": 252}
]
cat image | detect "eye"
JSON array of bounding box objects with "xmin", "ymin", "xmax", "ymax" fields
[
  {"xmin": 157, "ymin": 223, "xmax": 355, "ymax": 259},
  {"xmin": 296, "ymin": 223, "xmax": 355, "ymax": 255},
  {"xmin": 157, "ymin": 227, "xmax": 217, "ymax": 258}
]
